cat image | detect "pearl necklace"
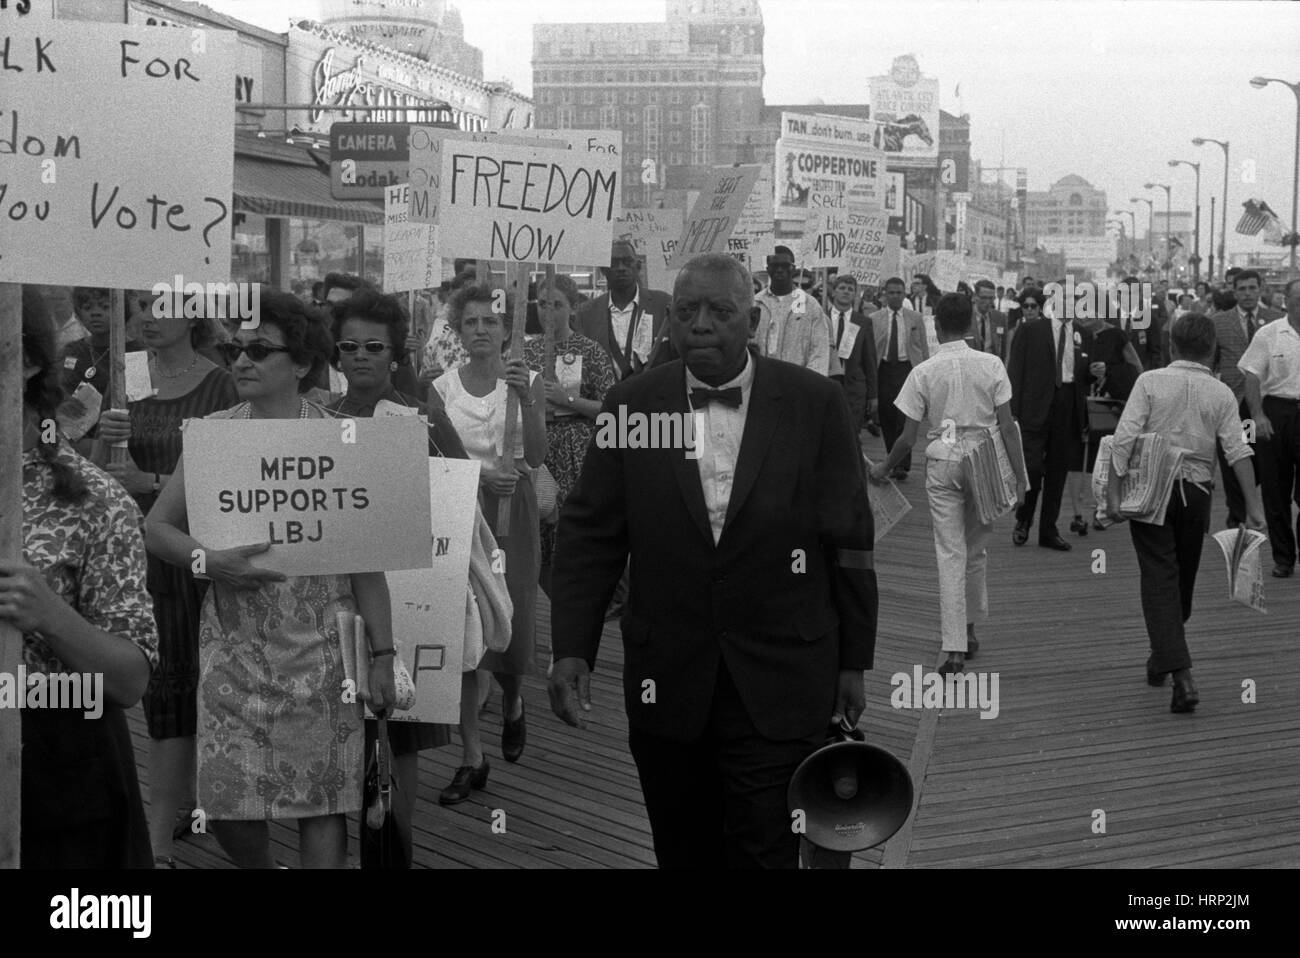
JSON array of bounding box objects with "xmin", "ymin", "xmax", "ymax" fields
[
  {"xmin": 154, "ymin": 353, "xmax": 200, "ymax": 379},
  {"xmin": 241, "ymin": 398, "xmax": 311, "ymax": 420}
]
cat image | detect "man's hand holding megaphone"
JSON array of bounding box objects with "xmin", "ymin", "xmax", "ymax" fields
[
  {"xmin": 549, "ymin": 656, "xmax": 593, "ymax": 728},
  {"xmin": 832, "ymin": 669, "xmax": 866, "ymax": 730}
]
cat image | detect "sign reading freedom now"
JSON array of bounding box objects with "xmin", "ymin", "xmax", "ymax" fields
[
  {"xmin": 0, "ymin": 17, "xmax": 236, "ymax": 288},
  {"xmin": 438, "ymin": 140, "xmax": 620, "ymax": 264},
  {"xmin": 183, "ymin": 418, "xmax": 433, "ymax": 577}
]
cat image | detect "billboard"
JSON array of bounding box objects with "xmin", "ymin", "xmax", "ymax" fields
[{"xmin": 869, "ymin": 54, "xmax": 940, "ymax": 163}]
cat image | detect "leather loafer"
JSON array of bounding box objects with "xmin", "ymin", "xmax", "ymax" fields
[
  {"xmin": 1170, "ymin": 674, "xmax": 1199, "ymax": 713},
  {"xmin": 1272, "ymin": 563, "xmax": 1294, "ymax": 578},
  {"xmin": 502, "ymin": 697, "xmax": 526, "ymax": 763},
  {"xmin": 1013, "ymin": 522, "xmax": 1030, "ymax": 546},
  {"xmin": 438, "ymin": 761, "xmax": 489, "ymax": 805},
  {"xmin": 1039, "ymin": 534, "xmax": 1072, "ymax": 551},
  {"xmin": 966, "ymin": 636, "xmax": 979, "ymax": 658}
]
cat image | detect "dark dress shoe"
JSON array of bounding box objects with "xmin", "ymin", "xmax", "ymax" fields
[
  {"xmin": 438, "ymin": 761, "xmax": 489, "ymax": 805},
  {"xmin": 865, "ymin": 422, "xmax": 882, "ymax": 437},
  {"xmin": 502, "ymin": 697, "xmax": 526, "ymax": 763},
  {"xmin": 966, "ymin": 636, "xmax": 979, "ymax": 658},
  {"xmin": 1039, "ymin": 534, "xmax": 1072, "ymax": 551},
  {"xmin": 890, "ymin": 468, "xmax": 909, "ymax": 481},
  {"xmin": 1146, "ymin": 659, "xmax": 1165, "ymax": 686},
  {"xmin": 1272, "ymin": 563, "xmax": 1294, "ymax": 578},
  {"xmin": 937, "ymin": 654, "xmax": 965, "ymax": 675},
  {"xmin": 1170, "ymin": 675, "xmax": 1199, "ymax": 713},
  {"xmin": 1069, "ymin": 514, "xmax": 1088, "ymax": 536},
  {"xmin": 1013, "ymin": 522, "xmax": 1030, "ymax": 546}
]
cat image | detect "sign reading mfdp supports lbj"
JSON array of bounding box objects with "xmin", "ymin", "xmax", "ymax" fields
[
  {"xmin": 434, "ymin": 140, "xmax": 620, "ymax": 265},
  {"xmin": 0, "ymin": 18, "xmax": 236, "ymax": 288},
  {"xmin": 183, "ymin": 418, "xmax": 433, "ymax": 577},
  {"xmin": 668, "ymin": 164, "xmax": 762, "ymax": 269}
]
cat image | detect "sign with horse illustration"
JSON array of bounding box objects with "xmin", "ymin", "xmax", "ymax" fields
[{"xmin": 868, "ymin": 54, "xmax": 940, "ymax": 164}]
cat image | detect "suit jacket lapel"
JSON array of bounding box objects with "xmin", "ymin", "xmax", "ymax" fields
[
  {"xmin": 658, "ymin": 369, "xmax": 713, "ymax": 548},
  {"xmin": 722, "ymin": 358, "xmax": 783, "ymax": 539}
]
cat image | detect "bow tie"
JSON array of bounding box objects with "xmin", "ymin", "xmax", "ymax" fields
[{"xmin": 689, "ymin": 386, "xmax": 743, "ymax": 409}]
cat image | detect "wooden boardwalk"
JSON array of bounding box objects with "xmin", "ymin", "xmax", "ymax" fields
[{"xmin": 130, "ymin": 431, "xmax": 1300, "ymax": 868}]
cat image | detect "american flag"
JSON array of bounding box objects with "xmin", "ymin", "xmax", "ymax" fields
[{"xmin": 1236, "ymin": 198, "xmax": 1283, "ymax": 238}]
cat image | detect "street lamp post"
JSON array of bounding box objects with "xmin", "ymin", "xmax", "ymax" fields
[
  {"xmin": 1250, "ymin": 77, "xmax": 1300, "ymax": 278},
  {"xmin": 1169, "ymin": 159, "xmax": 1202, "ymax": 284},
  {"xmin": 1145, "ymin": 183, "xmax": 1173, "ymax": 283},
  {"xmin": 1131, "ymin": 196, "xmax": 1156, "ymax": 271},
  {"xmin": 1193, "ymin": 136, "xmax": 1230, "ymax": 281}
]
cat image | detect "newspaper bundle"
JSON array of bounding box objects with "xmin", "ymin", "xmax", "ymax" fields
[
  {"xmin": 864, "ymin": 456, "xmax": 912, "ymax": 541},
  {"xmin": 959, "ymin": 424, "xmax": 1024, "ymax": 526},
  {"xmin": 1092, "ymin": 433, "xmax": 1186, "ymax": 526},
  {"xmin": 1211, "ymin": 527, "xmax": 1268, "ymax": 613}
]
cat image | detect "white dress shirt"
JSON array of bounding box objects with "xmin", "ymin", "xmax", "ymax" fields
[
  {"xmin": 1239, "ymin": 318, "xmax": 1300, "ymax": 400},
  {"xmin": 894, "ymin": 340, "xmax": 1012, "ymax": 461},
  {"xmin": 1050, "ymin": 316, "xmax": 1075, "ymax": 384},
  {"xmin": 685, "ymin": 352, "xmax": 756, "ymax": 544},
  {"xmin": 610, "ymin": 288, "xmax": 652, "ymax": 366}
]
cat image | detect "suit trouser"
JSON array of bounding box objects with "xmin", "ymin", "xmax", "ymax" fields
[
  {"xmin": 1016, "ymin": 384, "xmax": 1081, "ymax": 538},
  {"xmin": 1128, "ymin": 480, "xmax": 1211, "ymax": 675},
  {"xmin": 926, "ymin": 457, "xmax": 991, "ymax": 652},
  {"xmin": 878, "ymin": 359, "xmax": 913, "ymax": 472},
  {"xmin": 1256, "ymin": 396, "xmax": 1300, "ymax": 568},
  {"xmin": 1216, "ymin": 397, "xmax": 1258, "ymax": 526},
  {"xmin": 628, "ymin": 660, "xmax": 824, "ymax": 869}
]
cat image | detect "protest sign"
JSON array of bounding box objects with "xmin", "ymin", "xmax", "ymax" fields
[
  {"xmin": 932, "ymin": 251, "xmax": 966, "ymax": 292},
  {"xmin": 902, "ymin": 251, "xmax": 937, "ymax": 285},
  {"xmin": 123, "ymin": 350, "xmax": 154, "ymax": 402},
  {"xmin": 406, "ymin": 127, "xmax": 565, "ymax": 225},
  {"xmin": 800, "ymin": 191, "xmax": 849, "ymax": 269},
  {"xmin": 183, "ymin": 417, "xmax": 433, "ymax": 576},
  {"xmin": 0, "ymin": 18, "xmax": 236, "ymax": 288},
  {"xmin": 774, "ymin": 136, "xmax": 884, "ymax": 221},
  {"xmin": 668, "ymin": 164, "xmax": 762, "ymax": 268},
  {"xmin": 506, "ymin": 128, "xmax": 622, "ymax": 157},
  {"xmin": 384, "ymin": 183, "xmax": 439, "ymax": 293},
  {"xmin": 732, "ymin": 162, "xmax": 775, "ymax": 268},
  {"xmin": 843, "ymin": 206, "xmax": 891, "ymax": 287},
  {"xmin": 781, "ymin": 112, "xmax": 882, "ymax": 150},
  {"xmin": 386, "ymin": 458, "xmax": 481, "ymax": 724},
  {"xmin": 616, "ymin": 208, "xmax": 682, "ymax": 292},
  {"xmin": 436, "ymin": 140, "xmax": 620, "ymax": 265},
  {"xmin": 869, "ymin": 55, "xmax": 941, "ymax": 163}
]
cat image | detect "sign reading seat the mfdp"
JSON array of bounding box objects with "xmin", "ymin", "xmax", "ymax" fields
[
  {"xmin": 183, "ymin": 418, "xmax": 433, "ymax": 577},
  {"xmin": 0, "ymin": 17, "xmax": 236, "ymax": 287}
]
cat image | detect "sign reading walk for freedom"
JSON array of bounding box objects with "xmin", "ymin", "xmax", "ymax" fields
[
  {"xmin": 435, "ymin": 139, "xmax": 620, "ymax": 265},
  {"xmin": 0, "ymin": 18, "xmax": 237, "ymax": 288},
  {"xmin": 183, "ymin": 418, "xmax": 433, "ymax": 577}
]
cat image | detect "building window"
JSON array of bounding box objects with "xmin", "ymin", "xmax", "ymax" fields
[
  {"xmin": 670, "ymin": 91, "xmax": 683, "ymax": 104},
  {"xmin": 1069, "ymin": 193, "xmax": 1082, "ymax": 206},
  {"xmin": 561, "ymin": 89, "xmax": 574, "ymax": 104},
  {"xmin": 668, "ymin": 110, "xmax": 682, "ymax": 125},
  {"xmin": 604, "ymin": 90, "xmax": 617, "ymax": 104},
  {"xmin": 556, "ymin": 106, "xmax": 574, "ymax": 129},
  {"xmin": 627, "ymin": 130, "xmax": 640, "ymax": 145},
  {"xmin": 644, "ymin": 105, "xmax": 660, "ymax": 158},
  {"xmin": 582, "ymin": 90, "xmax": 595, "ymax": 105},
  {"xmin": 537, "ymin": 108, "xmax": 553, "ymax": 127},
  {"xmin": 625, "ymin": 90, "xmax": 639, "ymax": 104},
  {"xmin": 670, "ymin": 151, "xmax": 684, "ymax": 165},
  {"xmin": 582, "ymin": 109, "xmax": 596, "ymax": 124},
  {"xmin": 600, "ymin": 105, "xmax": 618, "ymax": 130},
  {"xmin": 691, "ymin": 102, "xmax": 710, "ymax": 165},
  {"xmin": 625, "ymin": 110, "xmax": 637, "ymax": 125},
  {"xmin": 669, "ymin": 130, "xmax": 682, "ymax": 145},
  {"xmin": 648, "ymin": 90, "xmax": 659, "ymax": 104}
]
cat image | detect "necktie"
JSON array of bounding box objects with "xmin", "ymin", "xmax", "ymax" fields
[
  {"xmin": 689, "ymin": 386, "xmax": 743, "ymax": 409},
  {"xmin": 1245, "ymin": 310, "xmax": 1256, "ymax": 343},
  {"xmin": 837, "ymin": 311, "xmax": 846, "ymax": 347},
  {"xmin": 889, "ymin": 310, "xmax": 900, "ymax": 362},
  {"xmin": 1055, "ymin": 321, "xmax": 1066, "ymax": 388}
]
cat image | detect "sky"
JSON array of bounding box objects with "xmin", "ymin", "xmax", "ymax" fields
[{"xmin": 207, "ymin": 0, "xmax": 1300, "ymax": 260}]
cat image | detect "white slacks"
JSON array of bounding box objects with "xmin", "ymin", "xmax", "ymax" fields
[{"xmin": 925, "ymin": 457, "xmax": 991, "ymax": 652}]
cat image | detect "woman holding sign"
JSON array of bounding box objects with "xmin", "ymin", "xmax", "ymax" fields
[
  {"xmin": 433, "ymin": 283, "xmax": 546, "ymax": 803},
  {"xmin": 5, "ymin": 288, "xmax": 156, "ymax": 868},
  {"xmin": 524, "ymin": 274, "xmax": 616, "ymax": 593},
  {"xmin": 145, "ymin": 291, "xmax": 398, "ymax": 868},
  {"xmin": 94, "ymin": 297, "xmax": 236, "ymax": 867}
]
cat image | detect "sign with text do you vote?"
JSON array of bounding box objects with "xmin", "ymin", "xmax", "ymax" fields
[
  {"xmin": 183, "ymin": 418, "xmax": 433, "ymax": 577},
  {"xmin": 0, "ymin": 17, "xmax": 236, "ymax": 288}
]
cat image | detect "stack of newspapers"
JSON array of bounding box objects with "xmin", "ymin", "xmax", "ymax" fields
[
  {"xmin": 960, "ymin": 425, "xmax": 1023, "ymax": 525},
  {"xmin": 1092, "ymin": 433, "xmax": 1186, "ymax": 526}
]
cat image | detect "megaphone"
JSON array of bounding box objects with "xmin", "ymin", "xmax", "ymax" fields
[{"xmin": 787, "ymin": 723, "xmax": 914, "ymax": 853}]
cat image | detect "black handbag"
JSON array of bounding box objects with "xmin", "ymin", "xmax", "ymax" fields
[{"xmin": 361, "ymin": 717, "xmax": 409, "ymax": 869}]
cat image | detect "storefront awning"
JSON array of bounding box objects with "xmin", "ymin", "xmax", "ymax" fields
[{"xmin": 234, "ymin": 139, "xmax": 383, "ymax": 225}]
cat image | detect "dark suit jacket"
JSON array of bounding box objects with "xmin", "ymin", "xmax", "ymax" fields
[
  {"xmin": 974, "ymin": 307, "xmax": 1009, "ymax": 358},
  {"xmin": 551, "ymin": 356, "xmax": 878, "ymax": 742},
  {"xmin": 829, "ymin": 307, "xmax": 877, "ymax": 426},
  {"xmin": 576, "ymin": 287, "xmax": 672, "ymax": 379},
  {"xmin": 1008, "ymin": 317, "xmax": 1096, "ymax": 433},
  {"xmin": 1211, "ymin": 305, "xmax": 1284, "ymax": 402}
]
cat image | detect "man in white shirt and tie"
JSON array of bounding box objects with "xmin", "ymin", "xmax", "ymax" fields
[{"xmin": 826, "ymin": 274, "xmax": 876, "ymax": 434}]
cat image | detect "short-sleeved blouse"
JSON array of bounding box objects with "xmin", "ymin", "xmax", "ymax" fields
[
  {"xmin": 433, "ymin": 367, "xmax": 539, "ymax": 462},
  {"xmin": 21, "ymin": 443, "xmax": 159, "ymax": 676}
]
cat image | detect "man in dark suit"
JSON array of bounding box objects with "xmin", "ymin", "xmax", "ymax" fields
[
  {"xmin": 1212, "ymin": 269, "xmax": 1283, "ymax": 526},
  {"xmin": 577, "ymin": 239, "xmax": 673, "ymax": 379},
  {"xmin": 869, "ymin": 277, "xmax": 928, "ymax": 479},
  {"xmin": 1008, "ymin": 288, "xmax": 1099, "ymax": 550},
  {"xmin": 548, "ymin": 253, "xmax": 877, "ymax": 869},
  {"xmin": 826, "ymin": 273, "xmax": 877, "ymax": 431},
  {"xmin": 973, "ymin": 279, "xmax": 1009, "ymax": 358}
]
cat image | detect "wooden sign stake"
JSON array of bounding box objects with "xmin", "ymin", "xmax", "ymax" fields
[
  {"xmin": 495, "ymin": 260, "xmax": 531, "ymax": 537},
  {"xmin": 0, "ymin": 283, "xmax": 25, "ymax": 868},
  {"xmin": 108, "ymin": 289, "xmax": 128, "ymax": 467}
]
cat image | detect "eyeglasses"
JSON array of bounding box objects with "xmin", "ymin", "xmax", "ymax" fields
[
  {"xmin": 1022, "ymin": 303, "xmax": 1041, "ymax": 310},
  {"xmin": 217, "ymin": 342, "xmax": 292, "ymax": 363},
  {"xmin": 336, "ymin": 340, "xmax": 390, "ymax": 354}
]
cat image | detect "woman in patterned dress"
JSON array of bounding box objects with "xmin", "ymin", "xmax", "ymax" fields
[
  {"xmin": 145, "ymin": 291, "xmax": 398, "ymax": 868},
  {"xmin": 5, "ymin": 287, "xmax": 157, "ymax": 868},
  {"xmin": 523, "ymin": 273, "xmax": 617, "ymax": 594},
  {"xmin": 95, "ymin": 297, "xmax": 237, "ymax": 867},
  {"xmin": 432, "ymin": 284, "xmax": 547, "ymax": 803}
]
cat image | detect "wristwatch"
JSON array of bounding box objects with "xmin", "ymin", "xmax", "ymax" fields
[
  {"xmin": 152, "ymin": 473, "xmax": 162, "ymax": 493},
  {"xmin": 566, "ymin": 394, "xmax": 576, "ymax": 404}
]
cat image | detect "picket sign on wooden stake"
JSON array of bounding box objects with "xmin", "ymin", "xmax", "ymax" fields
[
  {"xmin": 542, "ymin": 264, "xmax": 557, "ymax": 386},
  {"xmin": 0, "ymin": 283, "xmax": 24, "ymax": 869},
  {"xmin": 496, "ymin": 261, "xmax": 532, "ymax": 536},
  {"xmin": 108, "ymin": 290, "xmax": 129, "ymax": 467}
]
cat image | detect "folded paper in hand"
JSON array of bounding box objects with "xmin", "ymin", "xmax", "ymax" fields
[
  {"xmin": 863, "ymin": 456, "xmax": 911, "ymax": 541},
  {"xmin": 1211, "ymin": 527, "xmax": 1268, "ymax": 613},
  {"xmin": 958, "ymin": 424, "xmax": 1024, "ymax": 526},
  {"xmin": 1092, "ymin": 433, "xmax": 1187, "ymax": 526}
]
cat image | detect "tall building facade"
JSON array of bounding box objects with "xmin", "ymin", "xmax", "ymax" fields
[
  {"xmin": 1023, "ymin": 174, "xmax": 1108, "ymax": 245},
  {"xmin": 532, "ymin": 0, "xmax": 766, "ymax": 209}
]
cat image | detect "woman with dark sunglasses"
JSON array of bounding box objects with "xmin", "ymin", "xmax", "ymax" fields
[{"xmin": 145, "ymin": 290, "xmax": 397, "ymax": 869}]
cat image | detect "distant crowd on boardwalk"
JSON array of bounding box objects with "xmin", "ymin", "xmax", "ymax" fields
[{"xmin": 9, "ymin": 242, "xmax": 1296, "ymax": 869}]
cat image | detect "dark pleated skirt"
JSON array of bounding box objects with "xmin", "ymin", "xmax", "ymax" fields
[
  {"xmin": 142, "ymin": 552, "xmax": 207, "ymax": 740},
  {"xmin": 478, "ymin": 471, "xmax": 539, "ymax": 676}
]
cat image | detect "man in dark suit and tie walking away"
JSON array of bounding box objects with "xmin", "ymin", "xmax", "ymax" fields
[
  {"xmin": 577, "ymin": 239, "xmax": 673, "ymax": 379},
  {"xmin": 549, "ymin": 253, "xmax": 877, "ymax": 869},
  {"xmin": 1008, "ymin": 288, "xmax": 1100, "ymax": 551}
]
